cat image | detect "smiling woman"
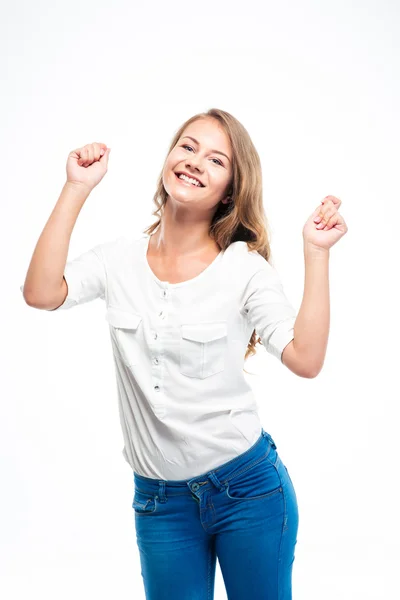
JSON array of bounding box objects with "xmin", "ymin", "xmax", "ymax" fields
[
  {"xmin": 157, "ymin": 116, "xmax": 234, "ymax": 220},
  {"xmin": 20, "ymin": 107, "xmax": 304, "ymax": 600}
]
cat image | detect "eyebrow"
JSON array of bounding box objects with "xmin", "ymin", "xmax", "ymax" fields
[{"xmin": 180, "ymin": 136, "xmax": 231, "ymax": 163}]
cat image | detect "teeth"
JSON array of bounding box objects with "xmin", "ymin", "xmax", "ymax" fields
[{"xmin": 178, "ymin": 173, "xmax": 202, "ymax": 187}]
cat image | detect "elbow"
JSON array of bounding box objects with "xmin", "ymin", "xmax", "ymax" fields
[
  {"xmin": 292, "ymin": 343, "xmax": 325, "ymax": 378},
  {"xmin": 23, "ymin": 296, "xmax": 42, "ymax": 309},
  {"xmin": 282, "ymin": 341, "xmax": 324, "ymax": 378},
  {"xmin": 21, "ymin": 283, "xmax": 39, "ymax": 307},
  {"xmin": 303, "ymin": 370, "xmax": 319, "ymax": 379},
  {"xmin": 302, "ymin": 362, "xmax": 324, "ymax": 379},
  {"xmin": 22, "ymin": 290, "xmax": 51, "ymax": 310},
  {"xmin": 22, "ymin": 289, "xmax": 37, "ymax": 307}
]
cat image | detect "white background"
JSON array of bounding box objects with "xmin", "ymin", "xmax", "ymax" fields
[{"xmin": 3, "ymin": 0, "xmax": 400, "ymax": 598}]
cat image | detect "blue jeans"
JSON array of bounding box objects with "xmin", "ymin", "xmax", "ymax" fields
[{"xmin": 132, "ymin": 428, "xmax": 299, "ymax": 599}]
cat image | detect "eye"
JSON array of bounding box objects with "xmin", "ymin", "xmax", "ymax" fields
[{"xmin": 182, "ymin": 145, "xmax": 223, "ymax": 166}]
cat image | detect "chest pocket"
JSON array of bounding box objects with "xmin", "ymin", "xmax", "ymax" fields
[
  {"xmin": 180, "ymin": 321, "xmax": 227, "ymax": 379},
  {"xmin": 105, "ymin": 307, "xmax": 142, "ymax": 367}
]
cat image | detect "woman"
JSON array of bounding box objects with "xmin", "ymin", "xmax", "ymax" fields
[{"xmin": 21, "ymin": 108, "xmax": 348, "ymax": 599}]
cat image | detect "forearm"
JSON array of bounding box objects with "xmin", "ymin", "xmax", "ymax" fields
[
  {"xmin": 22, "ymin": 182, "xmax": 91, "ymax": 304},
  {"xmin": 293, "ymin": 242, "xmax": 330, "ymax": 375}
]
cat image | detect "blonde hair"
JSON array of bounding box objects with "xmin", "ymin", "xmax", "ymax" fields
[{"xmin": 143, "ymin": 108, "xmax": 274, "ymax": 365}]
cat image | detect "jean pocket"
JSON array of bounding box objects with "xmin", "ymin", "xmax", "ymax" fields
[
  {"xmin": 179, "ymin": 321, "xmax": 227, "ymax": 379},
  {"xmin": 132, "ymin": 488, "xmax": 157, "ymax": 514},
  {"xmin": 224, "ymin": 454, "xmax": 282, "ymax": 502},
  {"xmin": 105, "ymin": 306, "xmax": 142, "ymax": 367}
]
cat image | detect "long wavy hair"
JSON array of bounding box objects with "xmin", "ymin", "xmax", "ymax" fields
[{"xmin": 143, "ymin": 108, "xmax": 274, "ymax": 366}]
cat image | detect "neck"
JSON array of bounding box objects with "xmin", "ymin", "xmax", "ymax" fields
[{"xmin": 150, "ymin": 204, "xmax": 220, "ymax": 258}]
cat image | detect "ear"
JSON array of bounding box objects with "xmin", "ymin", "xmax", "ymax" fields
[{"xmin": 221, "ymin": 196, "xmax": 232, "ymax": 205}]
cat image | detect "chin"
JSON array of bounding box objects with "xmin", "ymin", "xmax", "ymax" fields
[{"xmin": 170, "ymin": 194, "xmax": 196, "ymax": 205}]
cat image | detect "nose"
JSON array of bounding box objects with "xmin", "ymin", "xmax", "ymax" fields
[{"xmin": 185, "ymin": 155, "xmax": 203, "ymax": 173}]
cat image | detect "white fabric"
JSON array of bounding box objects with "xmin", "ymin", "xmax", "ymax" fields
[{"xmin": 20, "ymin": 234, "xmax": 297, "ymax": 480}]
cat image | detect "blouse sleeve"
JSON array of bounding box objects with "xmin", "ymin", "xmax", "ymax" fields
[
  {"xmin": 20, "ymin": 244, "xmax": 107, "ymax": 311},
  {"xmin": 243, "ymin": 263, "xmax": 297, "ymax": 362}
]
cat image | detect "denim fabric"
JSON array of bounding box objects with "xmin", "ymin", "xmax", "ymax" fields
[{"xmin": 132, "ymin": 428, "xmax": 299, "ymax": 599}]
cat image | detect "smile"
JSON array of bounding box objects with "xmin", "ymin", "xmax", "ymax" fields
[{"xmin": 175, "ymin": 173, "xmax": 204, "ymax": 188}]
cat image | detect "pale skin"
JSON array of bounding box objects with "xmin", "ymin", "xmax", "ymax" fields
[
  {"xmin": 282, "ymin": 195, "xmax": 348, "ymax": 377},
  {"xmin": 147, "ymin": 117, "xmax": 233, "ymax": 268}
]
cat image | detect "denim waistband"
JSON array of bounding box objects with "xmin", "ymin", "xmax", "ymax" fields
[{"xmin": 133, "ymin": 428, "xmax": 278, "ymax": 497}]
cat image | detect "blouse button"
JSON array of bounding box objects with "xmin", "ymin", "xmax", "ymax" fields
[
  {"xmin": 154, "ymin": 385, "xmax": 160, "ymax": 392},
  {"xmin": 153, "ymin": 358, "xmax": 159, "ymax": 365},
  {"xmin": 153, "ymin": 332, "xmax": 158, "ymax": 340}
]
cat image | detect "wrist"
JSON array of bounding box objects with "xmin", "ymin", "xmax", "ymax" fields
[
  {"xmin": 303, "ymin": 241, "xmax": 330, "ymax": 258},
  {"xmin": 64, "ymin": 180, "xmax": 92, "ymax": 198}
]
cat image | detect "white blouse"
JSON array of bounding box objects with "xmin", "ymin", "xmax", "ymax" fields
[{"xmin": 21, "ymin": 234, "xmax": 297, "ymax": 480}]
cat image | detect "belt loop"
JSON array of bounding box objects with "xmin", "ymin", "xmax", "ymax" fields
[
  {"xmin": 158, "ymin": 480, "xmax": 167, "ymax": 503},
  {"xmin": 208, "ymin": 470, "xmax": 226, "ymax": 492},
  {"xmin": 264, "ymin": 430, "xmax": 277, "ymax": 449}
]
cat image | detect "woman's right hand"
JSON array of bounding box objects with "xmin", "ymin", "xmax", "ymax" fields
[{"xmin": 66, "ymin": 142, "xmax": 111, "ymax": 192}]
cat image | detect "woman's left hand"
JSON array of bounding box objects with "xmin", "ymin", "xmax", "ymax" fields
[{"xmin": 303, "ymin": 195, "xmax": 348, "ymax": 251}]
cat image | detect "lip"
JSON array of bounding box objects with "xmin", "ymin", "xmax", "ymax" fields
[{"xmin": 175, "ymin": 171, "xmax": 205, "ymax": 187}]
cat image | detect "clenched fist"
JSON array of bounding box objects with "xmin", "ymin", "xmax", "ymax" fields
[{"xmin": 66, "ymin": 142, "xmax": 111, "ymax": 192}]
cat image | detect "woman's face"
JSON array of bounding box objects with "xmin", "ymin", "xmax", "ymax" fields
[{"xmin": 162, "ymin": 118, "xmax": 233, "ymax": 212}]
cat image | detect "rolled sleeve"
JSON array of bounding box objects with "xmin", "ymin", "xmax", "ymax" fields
[
  {"xmin": 20, "ymin": 245, "xmax": 107, "ymax": 311},
  {"xmin": 244, "ymin": 264, "xmax": 297, "ymax": 362}
]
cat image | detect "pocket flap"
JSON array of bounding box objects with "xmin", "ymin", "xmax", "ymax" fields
[
  {"xmin": 105, "ymin": 307, "xmax": 142, "ymax": 330},
  {"xmin": 181, "ymin": 321, "xmax": 227, "ymax": 343}
]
